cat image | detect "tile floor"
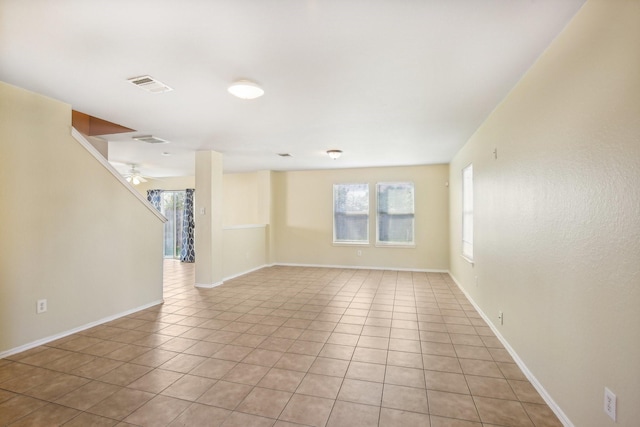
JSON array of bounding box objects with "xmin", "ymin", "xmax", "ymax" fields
[{"xmin": 0, "ymin": 261, "xmax": 563, "ymax": 426}]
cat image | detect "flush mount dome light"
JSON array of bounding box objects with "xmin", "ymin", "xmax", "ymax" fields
[
  {"xmin": 228, "ymin": 80, "xmax": 264, "ymax": 99},
  {"xmin": 327, "ymin": 149, "xmax": 342, "ymax": 160}
]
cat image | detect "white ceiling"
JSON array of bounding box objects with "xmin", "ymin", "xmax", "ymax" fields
[{"xmin": 0, "ymin": 0, "xmax": 585, "ymax": 177}]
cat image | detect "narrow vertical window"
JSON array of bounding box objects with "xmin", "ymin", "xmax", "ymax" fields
[
  {"xmin": 333, "ymin": 183, "xmax": 369, "ymax": 244},
  {"xmin": 462, "ymin": 164, "xmax": 474, "ymax": 261},
  {"xmin": 376, "ymin": 182, "xmax": 415, "ymax": 245}
]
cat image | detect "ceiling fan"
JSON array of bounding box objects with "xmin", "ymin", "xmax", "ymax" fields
[{"xmin": 123, "ymin": 164, "xmax": 148, "ymax": 185}]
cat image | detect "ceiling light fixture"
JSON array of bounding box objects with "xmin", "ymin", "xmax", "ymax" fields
[
  {"xmin": 327, "ymin": 149, "xmax": 342, "ymax": 160},
  {"xmin": 123, "ymin": 164, "xmax": 147, "ymax": 186},
  {"xmin": 228, "ymin": 80, "xmax": 264, "ymax": 99}
]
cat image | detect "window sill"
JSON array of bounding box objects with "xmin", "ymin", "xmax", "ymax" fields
[
  {"xmin": 375, "ymin": 243, "xmax": 416, "ymax": 249},
  {"xmin": 461, "ymin": 254, "xmax": 475, "ymax": 265},
  {"xmin": 333, "ymin": 242, "xmax": 370, "ymax": 247}
]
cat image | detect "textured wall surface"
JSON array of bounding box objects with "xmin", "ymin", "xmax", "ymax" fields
[
  {"xmin": 449, "ymin": 1, "xmax": 640, "ymax": 425},
  {"xmin": 0, "ymin": 82, "xmax": 164, "ymax": 354}
]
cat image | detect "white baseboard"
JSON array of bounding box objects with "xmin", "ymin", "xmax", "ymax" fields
[
  {"xmin": 195, "ymin": 281, "xmax": 224, "ymax": 289},
  {"xmin": 196, "ymin": 264, "xmax": 448, "ymax": 287},
  {"xmin": 223, "ymin": 264, "xmax": 271, "ymax": 282},
  {"xmin": 273, "ymin": 262, "xmax": 448, "ymax": 273},
  {"xmin": 0, "ymin": 299, "xmax": 164, "ymax": 359},
  {"xmin": 194, "ymin": 264, "xmax": 274, "ymax": 288},
  {"xmin": 447, "ymin": 272, "xmax": 573, "ymax": 427}
]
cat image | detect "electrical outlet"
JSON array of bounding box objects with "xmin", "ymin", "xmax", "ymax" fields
[
  {"xmin": 498, "ymin": 311, "xmax": 504, "ymax": 325},
  {"xmin": 36, "ymin": 299, "xmax": 47, "ymax": 314},
  {"xmin": 357, "ymin": 250, "xmax": 362, "ymax": 256},
  {"xmin": 604, "ymin": 387, "xmax": 616, "ymax": 421}
]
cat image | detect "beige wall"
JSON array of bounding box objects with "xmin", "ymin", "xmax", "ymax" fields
[
  {"xmin": 223, "ymin": 172, "xmax": 263, "ymax": 226},
  {"xmin": 0, "ymin": 82, "xmax": 165, "ymax": 355},
  {"xmin": 449, "ymin": 1, "xmax": 640, "ymax": 425},
  {"xmin": 272, "ymin": 165, "xmax": 450, "ymax": 270},
  {"xmin": 134, "ymin": 166, "xmax": 446, "ymax": 274},
  {"xmin": 135, "ymin": 172, "xmax": 266, "ymax": 227},
  {"xmin": 133, "ymin": 171, "xmax": 272, "ymax": 281},
  {"xmin": 222, "ymin": 226, "xmax": 268, "ymax": 279},
  {"xmin": 222, "ymin": 171, "xmax": 273, "ymax": 271}
]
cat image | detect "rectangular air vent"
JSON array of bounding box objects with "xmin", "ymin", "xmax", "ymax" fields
[
  {"xmin": 127, "ymin": 75, "xmax": 173, "ymax": 93},
  {"xmin": 132, "ymin": 135, "xmax": 169, "ymax": 144}
]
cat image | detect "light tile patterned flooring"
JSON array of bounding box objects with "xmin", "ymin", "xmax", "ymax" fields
[{"xmin": 0, "ymin": 261, "xmax": 562, "ymax": 426}]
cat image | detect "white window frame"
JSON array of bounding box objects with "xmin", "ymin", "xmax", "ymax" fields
[
  {"xmin": 376, "ymin": 182, "xmax": 415, "ymax": 247},
  {"xmin": 462, "ymin": 164, "xmax": 474, "ymax": 262},
  {"xmin": 333, "ymin": 183, "xmax": 370, "ymax": 245}
]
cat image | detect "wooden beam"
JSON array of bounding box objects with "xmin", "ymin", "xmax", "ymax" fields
[{"xmin": 72, "ymin": 110, "xmax": 135, "ymax": 136}]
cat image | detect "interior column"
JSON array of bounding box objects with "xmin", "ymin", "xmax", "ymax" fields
[{"xmin": 194, "ymin": 150, "xmax": 224, "ymax": 287}]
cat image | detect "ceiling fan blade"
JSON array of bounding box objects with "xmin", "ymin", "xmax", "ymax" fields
[{"xmin": 138, "ymin": 176, "xmax": 148, "ymax": 183}]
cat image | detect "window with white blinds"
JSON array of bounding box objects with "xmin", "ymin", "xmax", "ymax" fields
[
  {"xmin": 333, "ymin": 183, "xmax": 369, "ymax": 244},
  {"xmin": 376, "ymin": 182, "xmax": 415, "ymax": 246}
]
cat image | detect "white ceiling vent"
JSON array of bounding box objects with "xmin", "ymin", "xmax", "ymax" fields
[
  {"xmin": 127, "ymin": 75, "xmax": 173, "ymax": 93},
  {"xmin": 133, "ymin": 135, "xmax": 169, "ymax": 144}
]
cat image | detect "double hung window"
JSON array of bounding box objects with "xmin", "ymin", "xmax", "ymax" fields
[
  {"xmin": 462, "ymin": 164, "xmax": 474, "ymax": 261},
  {"xmin": 333, "ymin": 183, "xmax": 369, "ymax": 244},
  {"xmin": 376, "ymin": 182, "xmax": 415, "ymax": 246}
]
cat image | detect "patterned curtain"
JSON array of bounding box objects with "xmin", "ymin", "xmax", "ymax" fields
[
  {"xmin": 180, "ymin": 189, "xmax": 196, "ymax": 263},
  {"xmin": 146, "ymin": 189, "xmax": 163, "ymax": 212}
]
